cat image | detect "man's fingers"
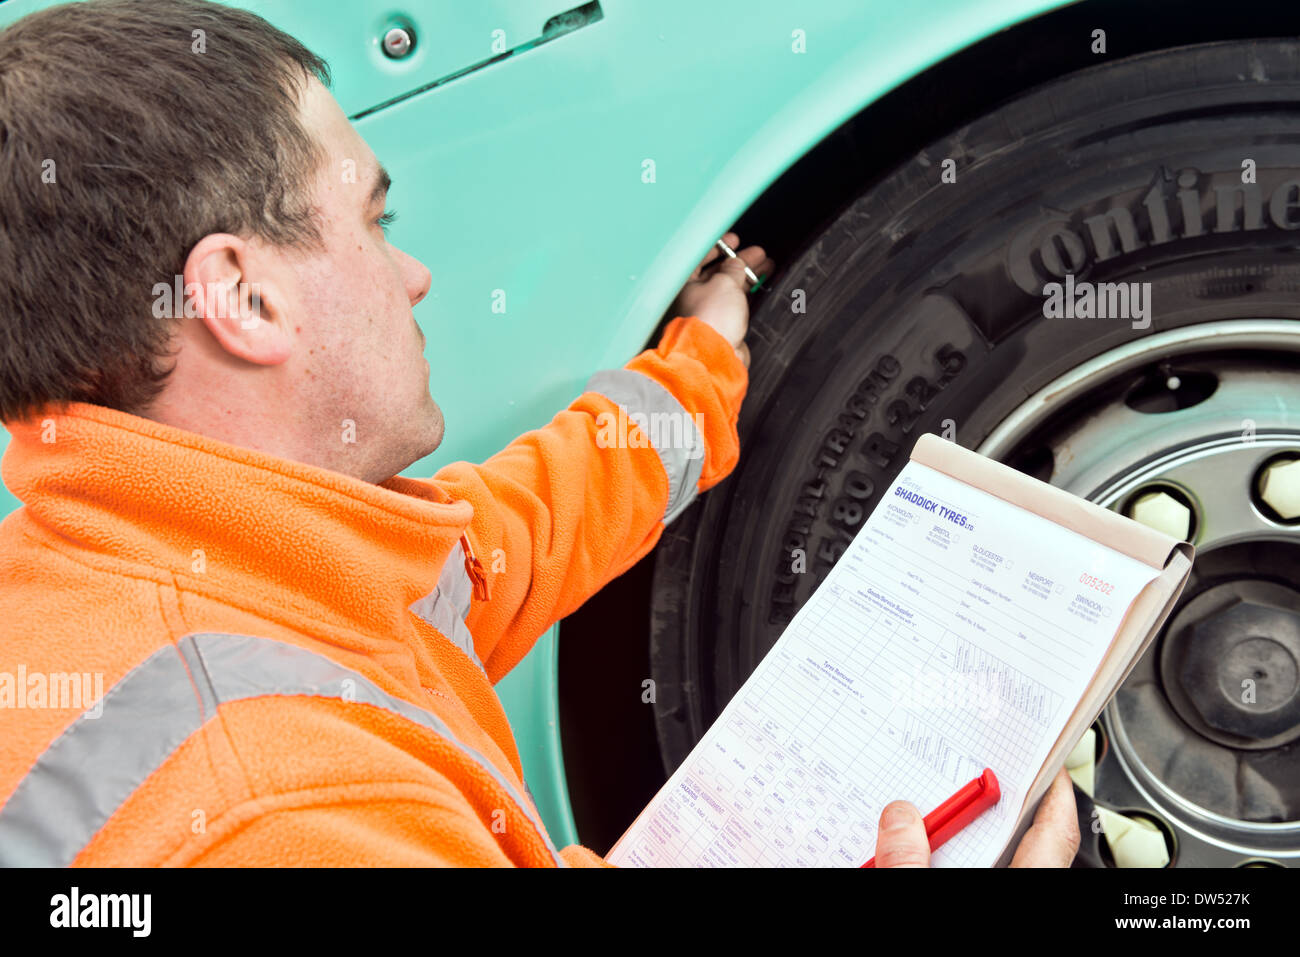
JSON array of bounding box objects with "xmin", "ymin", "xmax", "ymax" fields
[
  {"xmin": 714, "ymin": 247, "xmax": 771, "ymax": 293},
  {"xmin": 737, "ymin": 244, "xmax": 766, "ymax": 271},
  {"xmin": 693, "ymin": 235, "xmax": 773, "ymax": 290},
  {"xmin": 872, "ymin": 801, "xmax": 931, "ymax": 868},
  {"xmin": 733, "ymin": 248, "xmax": 773, "ymax": 289},
  {"xmin": 694, "ymin": 232, "xmax": 741, "ymax": 276},
  {"xmin": 728, "ymin": 245, "xmax": 768, "ymax": 282},
  {"xmin": 716, "ymin": 255, "xmax": 756, "ymax": 290},
  {"xmin": 693, "ymin": 245, "xmax": 721, "ymax": 277},
  {"xmin": 1009, "ymin": 768, "xmax": 1081, "ymax": 868}
]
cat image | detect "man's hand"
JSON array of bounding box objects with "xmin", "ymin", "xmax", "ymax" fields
[
  {"xmin": 669, "ymin": 232, "xmax": 773, "ymax": 369},
  {"xmin": 873, "ymin": 768, "xmax": 1081, "ymax": 868},
  {"xmin": 1008, "ymin": 769, "xmax": 1082, "ymax": 867}
]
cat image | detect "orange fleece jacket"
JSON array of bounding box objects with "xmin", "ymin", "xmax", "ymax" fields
[{"xmin": 0, "ymin": 315, "xmax": 746, "ymax": 866}]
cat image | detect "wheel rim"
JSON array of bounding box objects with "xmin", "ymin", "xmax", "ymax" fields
[{"xmin": 979, "ymin": 319, "xmax": 1300, "ymax": 858}]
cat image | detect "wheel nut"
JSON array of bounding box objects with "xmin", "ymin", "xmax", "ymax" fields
[
  {"xmin": 1258, "ymin": 457, "xmax": 1300, "ymax": 521},
  {"xmin": 1126, "ymin": 488, "xmax": 1193, "ymax": 540}
]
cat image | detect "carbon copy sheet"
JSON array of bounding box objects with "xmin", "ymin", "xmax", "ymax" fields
[{"xmin": 607, "ymin": 459, "xmax": 1161, "ymax": 867}]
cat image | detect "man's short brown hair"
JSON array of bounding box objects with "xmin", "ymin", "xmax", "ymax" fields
[{"xmin": 0, "ymin": 0, "xmax": 330, "ymax": 422}]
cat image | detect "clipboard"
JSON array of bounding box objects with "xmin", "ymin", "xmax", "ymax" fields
[{"xmin": 908, "ymin": 433, "xmax": 1194, "ymax": 866}]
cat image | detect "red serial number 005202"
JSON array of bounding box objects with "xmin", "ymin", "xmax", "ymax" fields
[{"xmin": 1078, "ymin": 573, "xmax": 1114, "ymax": 595}]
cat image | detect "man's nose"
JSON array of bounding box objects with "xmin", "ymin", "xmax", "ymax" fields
[{"xmin": 394, "ymin": 245, "xmax": 432, "ymax": 307}]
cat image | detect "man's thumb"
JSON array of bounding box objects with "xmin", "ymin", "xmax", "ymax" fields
[{"xmin": 873, "ymin": 801, "xmax": 931, "ymax": 868}]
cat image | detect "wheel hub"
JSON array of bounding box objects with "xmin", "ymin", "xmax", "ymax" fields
[
  {"xmin": 1162, "ymin": 581, "xmax": 1300, "ymax": 748},
  {"xmin": 980, "ymin": 319, "xmax": 1300, "ymax": 864}
]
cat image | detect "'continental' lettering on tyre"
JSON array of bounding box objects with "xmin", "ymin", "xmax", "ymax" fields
[
  {"xmin": 1007, "ymin": 166, "xmax": 1300, "ymax": 297},
  {"xmin": 768, "ymin": 344, "xmax": 968, "ymax": 624}
]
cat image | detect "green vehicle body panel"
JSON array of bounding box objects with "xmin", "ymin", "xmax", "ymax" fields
[{"xmin": 0, "ymin": 0, "xmax": 1076, "ymax": 847}]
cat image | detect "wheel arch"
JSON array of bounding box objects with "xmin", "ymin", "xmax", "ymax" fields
[
  {"xmin": 661, "ymin": 0, "xmax": 1300, "ymax": 342},
  {"xmin": 559, "ymin": 0, "xmax": 1300, "ymax": 851}
]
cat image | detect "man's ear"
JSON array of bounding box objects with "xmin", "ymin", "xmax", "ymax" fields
[{"xmin": 181, "ymin": 233, "xmax": 293, "ymax": 365}]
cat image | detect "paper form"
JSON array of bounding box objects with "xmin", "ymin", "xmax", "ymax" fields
[{"xmin": 607, "ymin": 458, "xmax": 1162, "ymax": 867}]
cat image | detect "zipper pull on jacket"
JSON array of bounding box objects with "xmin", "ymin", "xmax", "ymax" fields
[{"xmin": 459, "ymin": 532, "xmax": 491, "ymax": 602}]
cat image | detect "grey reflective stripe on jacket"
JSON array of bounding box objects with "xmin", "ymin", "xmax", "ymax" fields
[
  {"xmin": 587, "ymin": 368, "xmax": 705, "ymax": 524},
  {"xmin": 0, "ymin": 633, "xmax": 565, "ymax": 867},
  {"xmin": 411, "ymin": 546, "xmax": 542, "ymax": 810},
  {"xmin": 409, "ymin": 539, "xmax": 485, "ymax": 674}
]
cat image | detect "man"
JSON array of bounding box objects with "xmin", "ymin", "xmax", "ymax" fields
[{"xmin": 0, "ymin": 0, "xmax": 1076, "ymax": 866}]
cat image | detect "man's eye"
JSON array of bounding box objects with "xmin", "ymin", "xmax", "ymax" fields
[{"xmin": 376, "ymin": 209, "xmax": 398, "ymax": 232}]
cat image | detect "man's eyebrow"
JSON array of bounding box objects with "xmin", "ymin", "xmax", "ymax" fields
[{"xmin": 368, "ymin": 165, "xmax": 392, "ymax": 207}]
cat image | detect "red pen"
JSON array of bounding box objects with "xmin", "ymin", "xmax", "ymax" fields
[{"xmin": 862, "ymin": 768, "xmax": 1001, "ymax": 867}]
